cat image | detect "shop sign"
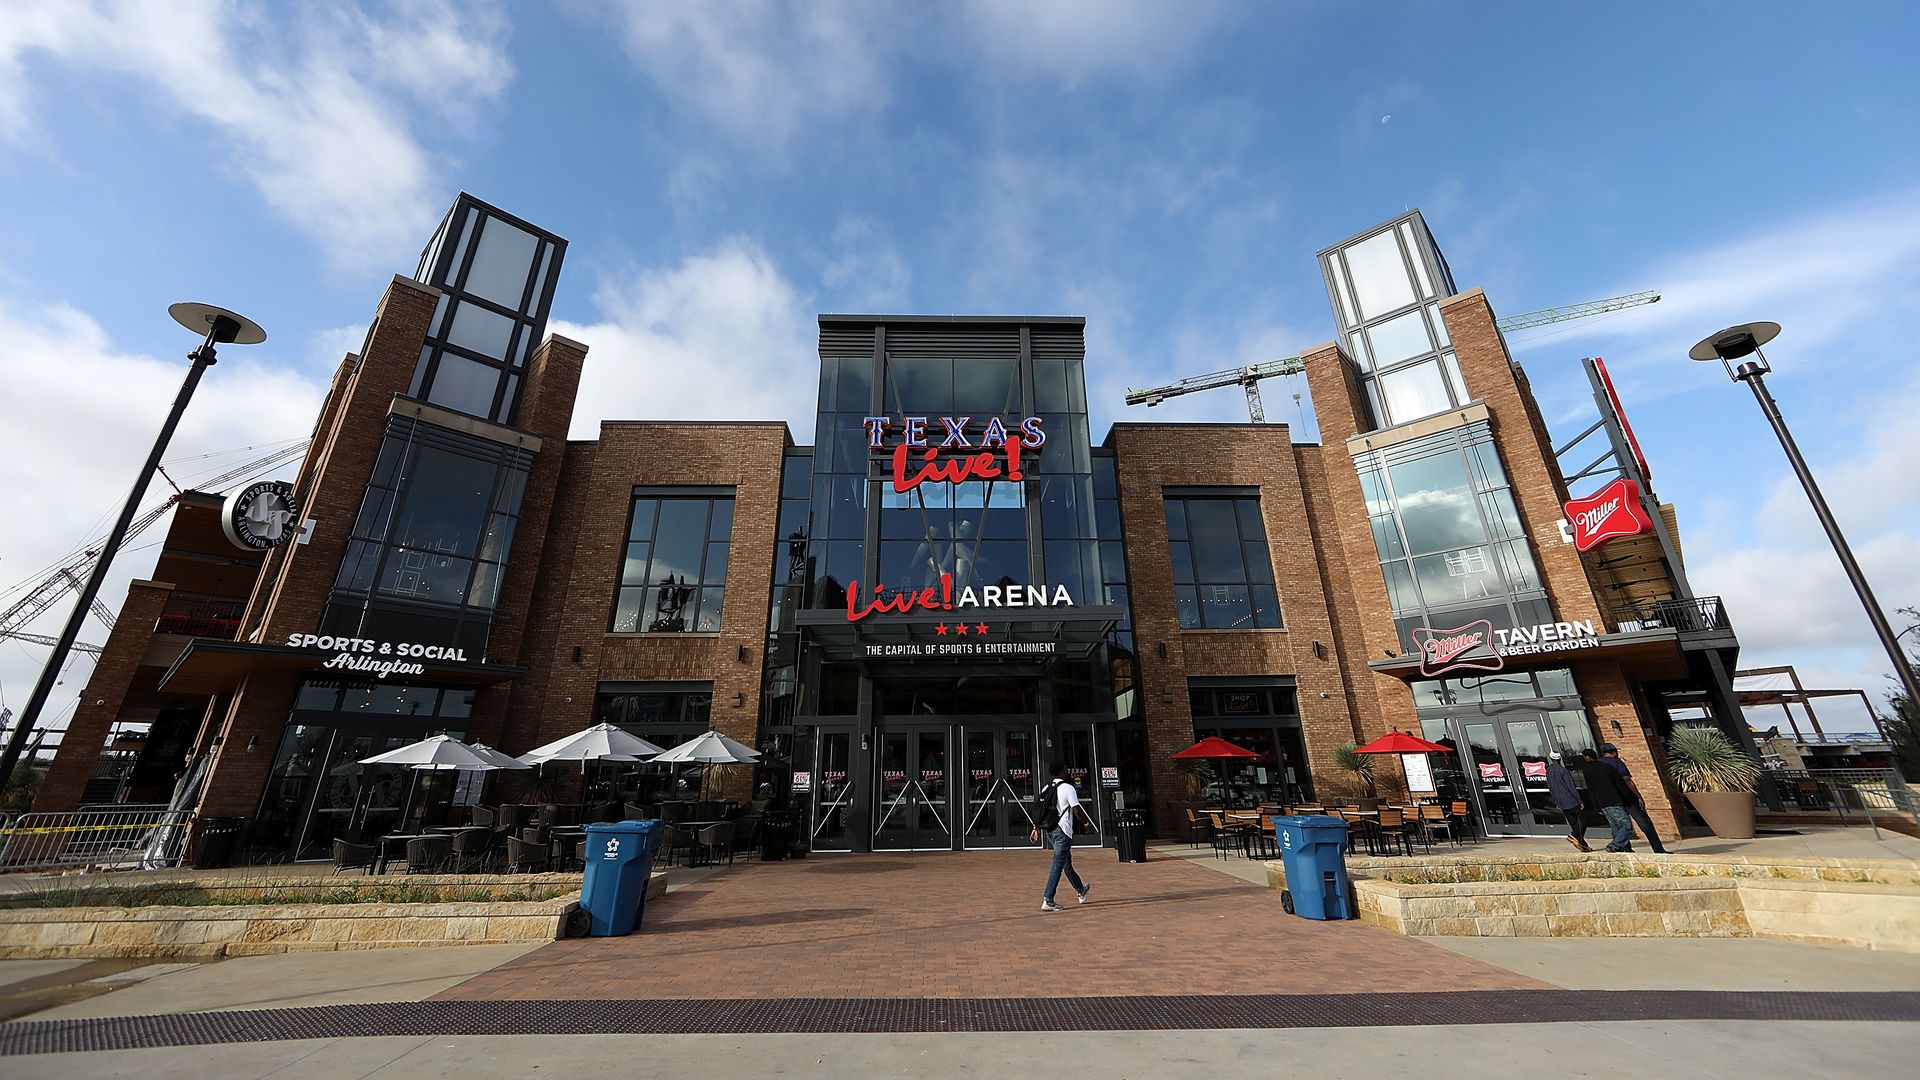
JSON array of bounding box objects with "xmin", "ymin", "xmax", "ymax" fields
[
  {"xmin": 282, "ymin": 633, "xmax": 470, "ymax": 679},
  {"xmin": 1562, "ymin": 477, "xmax": 1654, "ymax": 552},
  {"xmin": 864, "ymin": 415, "xmax": 1046, "ymax": 494},
  {"xmin": 863, "ymin": 640, "xmax": 1058, "ymax": 659},
  {"xmin": 1522, "ymin": 760, "xmax": 1549, "ymax": 782},
  {"xmin": 846, "ymin": 572, "xmax": 1075, "ymax": 623},
  {"xmin": 792, "ymin": 771, "xmax": 812, "ymax": 794},
  {"xmin": 222, "ymin": 480, "xmax": 301, "ymax": 551},
  {"xmin": 1100, "ymin": 766, "xmax": 1120, "ymax": 789},
  {"xmin": 1412, "ymin": 618, "xmax": 1601, "ymax": 677},
  {"xmin": 1478, "ymin": 762, "xmax": 1505, "ymax": 781}
]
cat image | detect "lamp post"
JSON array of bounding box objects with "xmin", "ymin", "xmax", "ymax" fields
[
  {"xmin": 0, "ymin": 304, "xmax": 266, "ymax": 796},
  {"xmin": 1689, "ymin": 321, "xmax": 1920, "ymax": 719}
]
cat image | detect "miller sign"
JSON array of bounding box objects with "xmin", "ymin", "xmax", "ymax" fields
[
  {"xmin": 1563, "ymin": 477, "xmax": 1653, "ymax": 552},
  {"xmin": 1412, "ymin": 619, "xmax": 1501, "ymax": 678}
]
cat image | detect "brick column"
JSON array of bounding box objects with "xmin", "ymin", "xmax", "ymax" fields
[
  {"xmin": 31, "ymin": 580, "xmax": 175, "ymax": 813},
  {"xmin": 1574, "ymin": 663, "xmax": 1682, "ymax": 840}
]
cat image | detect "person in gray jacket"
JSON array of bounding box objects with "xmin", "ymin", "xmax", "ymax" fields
[{"xmin": 1544, "ymin": 751, "xmax": 1590, "ymax": 852}]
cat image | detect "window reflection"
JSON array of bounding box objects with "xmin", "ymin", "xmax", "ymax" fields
[{"xmin": 612, "ymin": 492, "xmax": 734, "ymax": 632}]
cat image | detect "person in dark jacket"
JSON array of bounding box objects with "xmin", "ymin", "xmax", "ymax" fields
[
  {"xmin": 1544, "ymin": 751, "xmax": 1589, "ymax": 852},
  {"xmin": 1579, "ymin": 748, "xmax": 1637, "ymax": 852},
  {"xmin": 1600, "ymin": 743, "xmax": 1670, "ymax": 854}
]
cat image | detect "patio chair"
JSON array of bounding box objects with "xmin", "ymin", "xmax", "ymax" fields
[
  {"xmin": 1182, "ymin": 807, "xmax": 1213, "ymax": 850},
  {"xmin": 450, "ymin": 826, "xmax": 493, "ymax": 873},
  {"xmin": 1449, "ymin": 801, "xmax": 1479, "ymax": 841},
  {"xmin": 625, "ymin": 802, "xmax": 657, "ymax": 821},
  {"xmin": 695, "ymin": 820, "xmax": 737, "ymax": 866},
  {"xmin": 588, "ymin": 802, "xmax": 623, "ymax": 824},
  {"xmin": 331, "ymin": 838, "xmax": 376, "ymax": 875},
  {"xmin": 1419, "ymin": 805, "xmax": 1460, "ymax": 848},
  {"xmin": 731, "ymin": 815, "xmax": 763, "ymax": 861},
  {"xmin": 496, "ymin": 804, "xmax": 529, "ymax": 832},
  {"xmin": 470, "ymin": 805, "xmax": 495, "ymax": 828},
  {"xmin": 404, "ymin": 835, "xmax": 452, "ymax": 874},
  {"xmin": 662, "ymin": 822, "xmax": 697, "ymax": 866},
  {"xmin": 1373, "ymin": 809, "xmax": 1415, "ymax": 857},
  {"xmin": 535, "ymin": 804, "xmax": 562, "ymax": 827},
  {"xmin": 660, "ymin": 801, "xmax": 692, "ymax": 825},
  {"xmin": 506, "ymin": 834, "xmax": 548, "ymax": 873}
]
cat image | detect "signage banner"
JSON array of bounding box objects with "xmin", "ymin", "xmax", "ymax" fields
[
  {"xmin": 222, "ymin": 480, "xmax": 301, "ymax": 551},
  {"xmin": 1564, "ymin": 477, "xmax": 1654, "ymax": 552},
  {"xmin": 1411, "ymin": 618, "xmax": 1601, "ymax": 677},
  {"xmin": 1522, "ymin": 760, "xmax": 1549, "ymax": 782},
  {"xmin": 1478, "ymin": 762, "xmax": 1506, "ymax": 782},
  {"xmin": 1100, "ymin": 766, "xmax": 1120, "ymax": 789},
  {"xmin": 282, "ymin": 634, "xmax": 470, "ymax": 679},
  {"xmin": 791, "ymin": 771, "xmax": 812, "ymax": 794},
  {"xmin": 863, "ymin": 641, "xmax": 1057, "ymax": 659}
]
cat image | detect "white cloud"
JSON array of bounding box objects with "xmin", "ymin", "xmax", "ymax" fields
[
  {"xmin": 816, "ymin": 215, "xmax": 911, "ymax": 312},
  {"xmin": 0, "ymin": 0, "xmax": 512, "ymax": 271},
  {"xmin": 954, "ymin": 0, "xmax": 1236, "ymax": 89},
  {"xmin": 555, "ymin": 240, "xmax": 817, "ymax": 441},
  {"xmin": 0, "ymin": 294, "xmax": 329, "ymax": 725}
]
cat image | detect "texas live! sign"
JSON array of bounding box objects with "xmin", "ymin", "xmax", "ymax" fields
[{"xmin": 864, "ymin": 414, "xmax": 1046, "ymax": 493}]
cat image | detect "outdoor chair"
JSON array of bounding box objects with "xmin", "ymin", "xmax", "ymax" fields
[
  {"xmin": 1204, "ymin": 812, "xmax": 1239, "ymax": 860},
  {"xmin": 661, "ymin": 801, "xmax": 692, "ymax": 825},
  {"xmin": 1182, "ymin": 807, "xmax": 1212, "ymax": 850},
  {"xmin": 506, "ymin": 834, "xmax": 548, "ymax": 873},
  {"xmin": 496, "ymin": 804, "xmax": 529, "ymax": 832},
  {"xmin": 470, "ymin": 805, "xmax": 495, "ymax": 828},
  {"xmin": 535, "ymin": 804, "xmax": 562, "ymax": 827},
  {"xmin": 450, "ymin": 826, "xmax": 493, "ymax": 873},
  {"xmin": 625, "ymin": 802, "xmax": 657, "ymax": 821},
  {"xmin": 1373, "ymin": 809, "xmax": 1415, "ymax": 857},
  {"xmin": 732, "ymin": 815, "xmax": 763, "ymax": 861},
  {"xmin": 520, "ymin": 825, "xmax": 550, "ymax": 847},
  {"xmin": 695, "ymin": 820, "xmax": 737, "ymax": 866},
  {"xmin": 1449, "ymin": 801, "xmax": 1479, "ymax": 841},
  {"xmin": 331, "ymin": 838, "xmax": 375, "ymax": 875},
  {"xmin": 1419, "ymin": 805, "xmax": 1460, "ymax": 848},
  {"xmin": 588, "ymin": 802, "xmax": 623, "ymax": 824},
  {"xmin": 662, "ymin": 822, "xmax": 697, "ymax": 866},
  {"xmin": 404, "ymin": 835, "xmax": 452, "ymax": 874}
]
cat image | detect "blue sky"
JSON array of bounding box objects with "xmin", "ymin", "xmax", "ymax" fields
[{"xmin": 2, "ymin": 1, "xmax": 1918, "ymax": 732}]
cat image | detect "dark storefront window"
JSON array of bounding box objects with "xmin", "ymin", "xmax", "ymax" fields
[
  {"xmin": 612, "ymin": 489, "xmax": 735, "ymax": 633},
  {"xmin": 595, "ymin": 682, "xmax": 715, "ymax": 802},
  {"xmin": 1188, "ymin": 682, "xmax": 1311, "ymax": 803},
  {"xmin": 1163, "ymin": 491, "xmax": 1281, "ymax": 629}
]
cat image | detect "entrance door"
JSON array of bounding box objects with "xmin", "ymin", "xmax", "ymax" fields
[
  {"xmin": 872, "ymin": 727, "xmax": 952, "ymax": 851},
  {"xmin": 291, "ymin": 729, "xmax": 417, "ymax": 862},
  {"xmin": 806, "ymin": 728, "xmax": 856, "ymax": 852},
  {"xmin": 1457, "ymin": 717, "xmax": 1563, "ymax": 835},
  {"xmin": 959, "ymin": 725, "xmax": 1039, "ymax": 848},
  {"xmin": 1056, "ymin": 724, "xmax": 1105, "ymax": 847}
]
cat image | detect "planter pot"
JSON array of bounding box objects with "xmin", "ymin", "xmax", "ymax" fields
[{"xmin": 1685, "ymin": 790, "xmax": 1756, "ymax": 839}]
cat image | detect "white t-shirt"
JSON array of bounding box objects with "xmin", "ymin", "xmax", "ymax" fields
[{"xmin": 1049, "ymin": 779, "xmax": 1083, "ymax": 838}]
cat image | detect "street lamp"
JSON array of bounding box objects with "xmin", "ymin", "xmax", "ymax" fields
[
  {"xmin": 0, "ymin": 304, "xmax": 266, "ymax": 795},
  {"xmin": 1690, "ymin": 321, "xmax": 1920, "ymax": 717}
]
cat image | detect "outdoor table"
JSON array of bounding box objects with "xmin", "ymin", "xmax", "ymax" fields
[
  {"xmin": 548, "ymin": 827, "xmax": 589, "ymax": 870},
  {"xmin": 376, "ymin": 833, "xmax": 433, "ymax": 874}
]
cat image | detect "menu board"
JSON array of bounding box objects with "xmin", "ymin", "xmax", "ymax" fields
[{"xmin": 1400, "ymin": 753, "xmax": 1435, "ymax": 793}]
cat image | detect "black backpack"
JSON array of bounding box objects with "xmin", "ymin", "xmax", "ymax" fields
[{"xmin": 1034, "ymin": 779, "xmax": 1065, "ymax": 831}]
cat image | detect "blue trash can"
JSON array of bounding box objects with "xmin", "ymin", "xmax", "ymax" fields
[
  {"xmin": 579, "ymin": 820, "xmax": 664, "ymax": 936},
  {"xmin": 1275, "ymin": 815, "xmax": 1352, "ymax": 920}
]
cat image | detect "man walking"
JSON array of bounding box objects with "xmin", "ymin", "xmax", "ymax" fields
[
  {"xmin": 1578, "ymin": 748, "xmax": 1637, "ymax": 853},
  {"xmin": 1030, "ymin": 762, "xmax": 1091, "ymax": 912},
  {"xmin": 1544, "ymin": 751, "xmax": 1590, "ymax": 852},
  {"xmin": 1601, "ymin": 743, "xmax": 1671, "ymax": 854}
]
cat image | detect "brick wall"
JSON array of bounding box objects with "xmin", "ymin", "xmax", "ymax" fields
[{"xmin": 32, "ymin": 580, "xmax": 176, "ymax": 813}]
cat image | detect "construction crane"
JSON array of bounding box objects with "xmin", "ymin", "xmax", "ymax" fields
[
  {"xmin": 5, "ymin": 632, "xmax": 102, "ymax": 657},
  {"xmin": 1125, "ymin": 290, "xmax": 1661, "ymax": 422},
  {"xmin": 0, "ymin": 440, "xmax": 309, "ymax": 652}
]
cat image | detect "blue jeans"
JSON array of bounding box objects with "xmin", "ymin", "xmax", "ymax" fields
[
  {"xmin": 1043, "ymin": 828, "xmax": 1086, "ymax": 901},
  {"xmin": 1601, "ymin": 805, "xmax": 1635, "ymax": 852}
]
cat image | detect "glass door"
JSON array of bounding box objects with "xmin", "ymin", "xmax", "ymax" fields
[
  {"xmin": 807, "ymin": 728, "xmax": 855, "ymax": 852},
  {"xmin": 960, "ymin": 724, "xmax": 1039, "ymax": 848},
  {"xmin": 1056, "ymin": 724, "xmax": 1104, "ymax": 846},
  {"xmin": 1456, "ymin": 717, "xmax": 1562, "ymax": 835},
  {"xmin": 872, "ymin": 727, "xmax": 952, "ymax": 850}
]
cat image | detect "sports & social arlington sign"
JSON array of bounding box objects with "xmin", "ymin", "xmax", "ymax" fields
[{"xmin": 284, "ymin": 634, "xmax": 469, "ymax": 679}]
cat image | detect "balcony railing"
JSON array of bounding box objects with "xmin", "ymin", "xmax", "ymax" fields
[
  {"xmin": 1611, "ymin": 595, "xmax": 1731, "ymax": 637},
  {"xmin": 153, "ymin": 597, "xmax": 246, "ymax": 639}
]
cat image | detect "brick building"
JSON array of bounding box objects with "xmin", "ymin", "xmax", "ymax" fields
[{"xmin": 39, "ymin": 198, "xmax": 1744, "ymax": 859}]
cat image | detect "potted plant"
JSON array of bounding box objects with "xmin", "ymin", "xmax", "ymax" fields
[
  {"xmin": 1666, "ymin": 726, "xmax": 1760, "ymax": 839},
  {"xmin": 1333, "ymin": 742, "xmax": 1377, "ymax": 801}
]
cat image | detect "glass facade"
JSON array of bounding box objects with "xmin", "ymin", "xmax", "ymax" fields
[
  {"xmin": 1163, "ymin": 490, "xmax": 1281, "ymax": 629},
  {"xmin": 410, "ymin": 194, "xmax": 566, "ymax": 425},
  {"xmin": 1356, "ymin": 421, "xmax": 1548, "ymax": 654},
  {"xmin": 612, "ymin": 490, "xmax": 735, "ymax": 633},
  {"xmin": 1319, "ymin": 212, "xmax": 1470, "ymax": 430},
  {"xmin": 1188, "ymin": 682, "xmax": 1312, "ymax": 804}
]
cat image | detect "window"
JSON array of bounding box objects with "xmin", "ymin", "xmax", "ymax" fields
[
  {"xmin": 612, "ymin": 491, "xmax": 734, "ymax": 632},
  {"xmin": 1164, "ymin": 491, "xmax": 1281, "ymax": 629}
]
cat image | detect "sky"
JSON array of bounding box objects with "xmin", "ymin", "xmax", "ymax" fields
[{"xmin": 2, "ymin": 0, "xmax": 1918, "ymax": 739}]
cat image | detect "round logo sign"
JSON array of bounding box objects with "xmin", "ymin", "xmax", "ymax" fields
[{"xmin": 222, "ymin": 480, "xmax": 300, "ymax": 550}]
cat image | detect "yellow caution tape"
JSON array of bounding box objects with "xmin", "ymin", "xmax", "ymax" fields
[{"xmin": 0, "ymin": 821, "xmax": 178, "ymax": 835}]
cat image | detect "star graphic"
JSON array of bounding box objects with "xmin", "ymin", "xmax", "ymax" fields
[
  {"xmin": 955, "ymin": 622, "xmax": 970, "ymax": 636},
  {"xmin": 934, "ymin": 623, "xmax": 948, "ymax": 636},
  {"xmin": 974, "ymin": 622, "xmax": 989, "ymax": 635}
]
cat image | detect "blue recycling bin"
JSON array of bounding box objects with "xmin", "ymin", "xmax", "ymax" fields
[
  {"xmin": 579, "ymin": 820, "xmax": 664, "ymax": 936},
  {"xmin": 1275, "ymin": 815, "xmax": 1352, "ymax": 920}
]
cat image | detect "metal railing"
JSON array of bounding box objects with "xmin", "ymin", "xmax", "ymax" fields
[
  {"xmin": 1612, "ymin": 595, "xmax": 1731, "ymax": 636},
  {"xmin": 152, "ymin": 596, "xmax": 246, "ymax": 639},
  {"xmin": 0, "ymin": 805, "xmax": 192, "ymax": 871},
  {"xmin": 1762, "ymin": 767, "xmax": 1917, "ymax": 840}
]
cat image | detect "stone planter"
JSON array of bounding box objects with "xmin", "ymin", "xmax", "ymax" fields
[{"xmin": 1685, "ymin": 790, "xmax": 1757, "ymax": 839}]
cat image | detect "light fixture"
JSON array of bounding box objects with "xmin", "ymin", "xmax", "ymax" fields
[
  {"xmin": 1691, "ymin": 320, "xmax": 1920, "ymax": 720},
  {"xmin": 571, "ymin": 646, "xmax": 583, "ymax": 663},
  {"xmin": 733, "ymin": 692, "xmax": 746, "ymax": 707},
  {"xmin": 0, "ymin": 302, "xmax": 265, "ymax": 792}
]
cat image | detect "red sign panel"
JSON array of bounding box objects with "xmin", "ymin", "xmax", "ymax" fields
[
  {"xmin": 1564, "ymin": 477, "xmax": 1654, "ymax": 552},
  {"xmin": 1478, "ymin": 762, "xmax": 1505, "ymax": 782},
  {"xmin": 1411, "ymin": 619, "xmax": 1503, "ymax": 678},
  {"xmin": 1522, "ymin": 760, "xmax": 1548, "ymax": 781}
]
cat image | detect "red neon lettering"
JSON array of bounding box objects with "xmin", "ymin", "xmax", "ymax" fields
[
  {"xmin": 890, "ymin": 443, "xmax": 1024, "ymax": 493},
  {"xmin": 845, "ymin": 574, "xmax": 955, "ymax": 621}
]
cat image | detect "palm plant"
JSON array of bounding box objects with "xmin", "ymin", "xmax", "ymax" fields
[
  {"xmin": 1333, "ymin": 741, "xmax": 1376, "ymax": 797},
  {"xmin": 1665, "ymin": 726, "xmax": 1759, "ymax": 793}
]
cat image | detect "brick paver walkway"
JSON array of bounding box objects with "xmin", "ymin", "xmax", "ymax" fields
[{"xmin": 437, "ymin": 852, "xmax": 1546, "ymax": 1000}]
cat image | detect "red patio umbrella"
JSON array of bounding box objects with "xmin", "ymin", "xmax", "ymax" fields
[
  {"xmin": 1351, "ymin": 729, "xmax": 1452, "ymax": 796},
  {"xmin": 1172, "ymin": 737, "xmax": 1263, "ymax": 807}
]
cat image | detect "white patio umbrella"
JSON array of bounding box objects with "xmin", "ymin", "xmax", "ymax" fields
[
  {"xmin": 517, "ymin": 723, "xmax": 665, "ymax": 803},
  {"xmin": 468, "ymin": 743, "xmax": 533, "ymax": 770},
  {"xmin": 651, "ymin": 730, "xmax": 761, "ymax": 800},
  {"xmin": 359, "ymin": 734, "xmax": 529, "ymax": 830}
]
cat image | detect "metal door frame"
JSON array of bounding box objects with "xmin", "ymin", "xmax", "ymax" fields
[
  {"xmin": 871, "ymin": 723, "xmax": 954, "ymax": 851},
  {"xmin": 1447, "ymin": 713, "xmax": 1564, "ymax": 836},
  {"xmin": 957, "ymin": 721, "xmax": 1041, "ymax": 849},
  {"xmin": 801, "ymin": 723, "xmax": 857, "ymax": 852}
]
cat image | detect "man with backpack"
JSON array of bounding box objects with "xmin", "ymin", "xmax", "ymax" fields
[{"xmin": 1029, "ymin": 761, "xmax": 1092, "ymax": 912}]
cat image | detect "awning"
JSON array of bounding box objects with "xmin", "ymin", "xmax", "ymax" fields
[
  {"xmin": 1367, "ymin": 626, "xmax": 1691, "ymax": 683},
  {"xmin": 158, "ymin": 638, "xmax": 525, "ymax": 695},
  {"xmin": 793, "ymin": 603, "xmax": 1125, "ymax": 663}
]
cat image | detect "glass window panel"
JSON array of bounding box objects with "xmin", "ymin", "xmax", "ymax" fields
[
  {"xmin": 622, "ymin": 543, "xmax": 651, "ymax": 585},
  {"xmin": 626, "ymin": 499, "xmax": 658, "ymax": 543},
  {"xmin": 463, "ymin": 216, "xmax": 538, "ymax": 309},
  {"xmin": 1471, "ymin": 439, "xmax": 1508, "ymax": 489},
  {"xmin": 470, "ymin": 560, "xmax": 504, "ymax": 609},
  {"xmin": 1358, "ymin": 467, "xmax": 1391, "ymax": 516},
  {"xmin": 953, "ymin": 359, "xmax": 1019, "ymax": 413},
  {"xmin": 1430, "ymin": 305, "xmax": 1451, "ymax": 346},
  {"xmin": 777, "ymin": 499, "xmax": 809, "ymax": 544},
  {"xmin": 428, "ymin": 293, "xmax": 450, "ymax": 337},
  {"xmin": 493, "ymin": 469, "xmax": 527, "ymax": 516},
  {"xmin": 1033, "ymin": 358, "xmax": 1070, "ymax": 412},
  {"xmin": 1387, "ymin": 452, "xmax": 1481, "ymax": 555},
  {"xmin": 1222, "ymin": 498, "xmax": 1259, "ymax": 543},
  {"xmin": 1243, "ymin": 542, "xmax": 1274, "ymax": 584},
  {"xmin": 709, "ymin": 499, "xmax": 734, "ymax": 539},
  {"xmin": 336, "ymin": 539, "xmax": 382, "ymax": 592},
  {"xmin": 352, "ymin": 487, "xmax": 394, "ymax": 540},
  {"xmin": 1381, "ymin": 559, "xmax": 1417, "ymax": 612},
  {"xmin": 440, "ymin": 689, "xmax": 475, "ymax": 719},
  {"xmin": 1095, "ymin": 499, "xmax": 1122, "ymax": 540},
  {"xmin": 1092, "ymin": 456, "xmax": 1119, "ymax": 499},
  {"xmin": 703, "ymin": 541, "xmax": 730, "ymax": 585},
  {"xmin": 1413, "ymin": 546, "xmax": 1505, "ymax": 608},
  {"xmin": 1370, "ymin": 515, "xmax": 1405, "ymax": 560},
  {"xmin": 446, "ymin": 301, "xmax": 515, "ymax": 360},
  {"xmin": 1327, "ymin": 254, "xmax": 1355, "ymax": 326},
  {"xmin": 477, "ymin": 512, "xmax": 516, "ymax": 563},
  {"xmin": 390, "ymin": 447, "xmax": 495, "ymax": 556},
  {"xmin": 1198, "ymin": 584, "xmax": 1252, "ymax": 629},
  {"xmin": 1367, "ymin": 308, "xmax": 1433, "ymax": 367},
  {"xmin": 1401, "ymin": 221, "xmax": 1434, "ymax": 298},
  {"xmin": 1495, "ymin": 538, "xmax": 1542, "ymax": 594},
  {"xmin": 1039, "ymin": 476, "xmax": 1096, "ymax": 539},
  {"xmin": 1379, "ymin": 359, "xmax": 1455, "ymax": 425},
  {"xmin": 1168, "ymin": 541, "xmax": 1194, "ymax": 583},
  {"xmin": 1186, "ymin": 500, "xmax": 1242, "ymax": 579},
  {"xmin": 1442, "ymin": 352, "xmax": 1469, "ymax": 403},
  {"xmin": 878, "ymin": 539, "xmax": 942, "ymax": 592},
  {"xmin": 967, "ymin": 539, "xmax": 1028, "ymax": 590},
  {"xmin": 1044, "ymin": 540, "xmax": 1084, "ymax": 596},
  {"xmin": 1344, "ymin": 230, "xmax": 1416, "ymax": 318},
  {"xmin": 1164, "ymin": 499, "xmax": 1188, "ymax": 540},
  {"xmin": 837, "ymin": 356, "xmax": 873, "ymax": 412},
  {"xmin": 494, "ymin": 374, "xmax": 518, "ymax": 423},
  {"xmin": 1536, "ymin": 669, "xmax": 1578, "ymax": 698},
  {"xmin": 1175, "ymin": 586, "xmax": 1200, "ymax": 629},
  {"xmin": 695, "ymin": 588, "xmax": 725, "ymax": 632},
  {"xmin": 425, "ymin": 353, "xmax": 501, "ymax": 418},
  {"xmin": 816, "ymin": 358, "xmax": 838, "ymax": 411},
  {"xmin": 1348, "ymin": 331, "xmax": 1373, "ymax": 371},
  {"xmin": 612, "ymin": 587, "xmax": 645, "ymax": 632},
  {"xmin": 1480, "ymin": 490, "xmax": 1524, "ymax": 541},
  {"xmin": 885, "ymin": 356, "xmax": 951, "ymax": 414},
  {"xmin": 1249, "ymin": 584, "xmax": 1282, "ymax": 628},
  {"xmin": 650, "ymin": 500, "xmax": 708, "ymax": 584},
  {"xmin": 781, "ymin": 458, "xmax": 814, "ymax": 500},
  {"xmin": 1099, "ymin": 541, "xmax": 1125, "ymax": 583},
  {"xmin": 380, "ymin": 551, "xmax": 474, "ymax": 604}
]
